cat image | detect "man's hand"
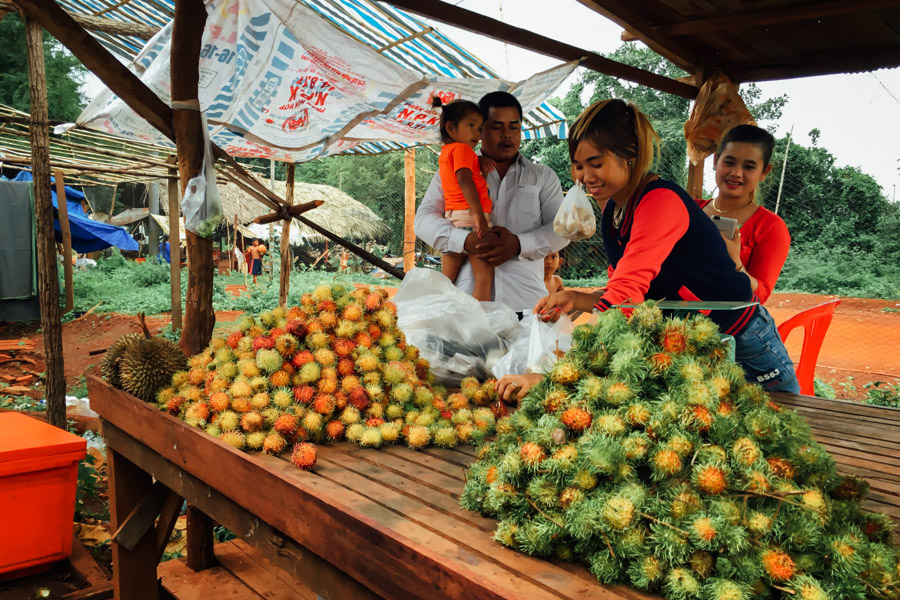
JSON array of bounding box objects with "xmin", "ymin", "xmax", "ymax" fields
[{"xmin": 463, "ymin": 226, "xmax": 520, "ymax": 266}]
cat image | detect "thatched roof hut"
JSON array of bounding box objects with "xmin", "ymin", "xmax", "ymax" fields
[{"xmin": 160, "ymin": 180, "xmax": 389, "ymax": 243}]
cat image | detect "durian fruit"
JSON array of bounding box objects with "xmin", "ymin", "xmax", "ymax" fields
[
  {"xmin": 120, "ymin": 313, "xmax": 188, "ymax": 403},
  {"xmin": 101, "ymin": 333, "xmax": 142, "ymax": 388}
]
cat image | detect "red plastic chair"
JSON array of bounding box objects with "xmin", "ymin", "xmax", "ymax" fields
[{"xmin": 777, "ymin": 299, "xmax": 841, "ymax": 395}]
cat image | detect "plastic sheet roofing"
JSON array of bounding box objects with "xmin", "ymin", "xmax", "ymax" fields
[{"xmin": 55, "ymin": 0, "xmax": 569, "ymax": 144}]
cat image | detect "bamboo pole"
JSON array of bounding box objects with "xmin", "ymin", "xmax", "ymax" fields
[
  {"xmin": 167, "ymin": 157, "xmax": 182, "ymax": 331},
  {"xmin": 279, "ymin": 163, "xmax": 295, "ymax": 307},
  {"xmin": 25, "ymin": 16, "xmax": 66, "ymax": 429},
  {"xmin": 171, "ymin": 0, "xmax": 214, "ymax": 572},
  {"xmin": 403, "ymin": 148, "xmax": 416, "ymax": 272},
  {"xmin": 55, "ymin": 171, "xmax": 74, "ymax": 313}
]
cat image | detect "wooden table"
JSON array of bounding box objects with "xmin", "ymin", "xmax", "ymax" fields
[{"xmin": 86, "ymin": 376, "xmax": 900, "ymax": 600}]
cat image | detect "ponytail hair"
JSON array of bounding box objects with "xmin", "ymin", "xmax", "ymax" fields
[
  {"xmin": 568, "ymin": 99, "xmax": 660, "ymax": 200},
  {"xmin": 432, "ymin": 96, "xmax": 482, "ymax": 144}
]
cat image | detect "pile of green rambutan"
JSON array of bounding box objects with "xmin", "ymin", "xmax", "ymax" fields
[
  {"xmin": 461, "ymin": 302, "xmax": 899, "ymax": 600},
  {"xmin": 157, "ymin": 283, "xmax": 501, "ymax": 471}
]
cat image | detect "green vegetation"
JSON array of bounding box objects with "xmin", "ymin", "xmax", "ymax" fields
[{"xmin": 0, "ymin": 12, "xmax": 87, "ymax": 120}]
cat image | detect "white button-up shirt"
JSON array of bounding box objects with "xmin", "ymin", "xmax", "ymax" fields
[{"xmin": 414, "ymin": 153, "xmax": 569, "ymax": 311}]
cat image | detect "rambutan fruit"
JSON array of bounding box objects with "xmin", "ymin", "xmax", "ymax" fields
[
  {"xmin": 311, "ymin": 285, "xmax": 333, "ymax": 303},
  {"xmin": 240, "ymin": 411, "xmax": 264, "ymax": 432},
  {"xmin": 731, "ymin": 437, "xmax": 761, "ymax": 467},
  {"xmin": 262, "ymin": 431, "xmax": 287, "ymax": 455},
  {"xmin": 333, "ymin": 390, "xmax": 348, "ymax": 409},
  {"xmin": 520, "ymin": 442, "xmax": 547, "ymax": 467},
  {"xmin": 302, "ymin": 412, "xmax": 323, "ymax": 437},
  {"xmin": 271, "ymin": 389, "xmax": 292, "ymax": 411},
  {"xmin": 318, "ymin": 311, "xmax": 337, "ymax": 331},
  {"xmin": 274, "ymin": 414, "xmax": 299, "ymax": 438},
  {"xmin": 293, "ymin": 385, "xmax": 315, "ymax": 405},
  {"xmin": 226, "ymin": 332, "xmax": 243, "ymax": 349},
  {"xmin": 359, "ymin": 427, "xmax": 383, "ymax": 448},
  {"xmin": 184, "ymin": 401, "xmax": 210, "ymax": 424},
  {"xmin": 363, "ymin": 292, "xmax": 382, "ymax": 312},
  {"xmin": 245, "ymin": 431, "xmax": 266, "ymax": 450},
  {"xmin": 348, "ymin": 387, "xmax": 369, "ymax": 410},
  {"xmin": 380, "ymin": 422, "xmax": 401, "ymax": 443},
  {"xmin": 447, "ymin": 392, "xmax": 469, "ymax": 411},
  {"xmin": 187, "ymin": 367, "xmax": 206, "ymax": 386},
  {"xmin": 661, "ymin": 326, "xmax": 688, "ymax": 354},
  {"xmin": 165, "ymin": 396, "xmax": 185, "ymax": 415},
  {"xmin": 432, "ymin": 425, "xmax": 458, "ymax": 448},
  {"xmin": 362, "ymin": 371, "xmax": 381, "ymax": 386},
  {"xmin": 229, "ymin": 379, "xmax": 252, "ymax": 398},
  {"xmin": 355, "ymin": 352, "xmax": 378, "ymax": 372},
  {"xmin": 237, "ymin": 359, "xmax": 260, "ymax": 379},
  {"xmin": 253, "ymin": 336, "xmax": 275, "ymax": 352},
  {"xmin": 625, "ymin": 403, "xmax": 652, "ymax": 427},
  {"xmin": 216, "ymin": 361, "xmax": 238, "ymax": 380},
  {"xmin": 346, "ymin": 423, "xmax": 365, "ymax": 443},
  {"xmin": 247, "ymin": 325, "xmax": 264, "ymax": 339},
  {"xmin": 340, "ymin": 406, "xmax": 361, "ymax": 425},
  {"xmin": 317, "ymin": 374, "xmax": 338, "ymax": 395},
  {"xmin": 249, "ymin": 376, "xmax": 269, "ymax": 393},
  {"xmin": 561, "ymin": 407, "xmax": 592, "ymax": 432},
  {"xmin": 766, "ymin": 457, "xmax": 797, "ymax": 480},
  {"xmin": 274, "ymin": 334, "xmax": 298, "ymax": 357},
  {"xmin": 390, "ymin": 383, "xmax": 414, "ymax": 404},
  {"xmin": 313, "ymin": 394, "xmax": 335, "ymax": 416},
  {"xmin": 653, "ymin": 449, "xmax": 682, "ymax": 476},
  {"xmin": 354, "ymin": 331, "xmax": 373, "ymax": 349},
  {"xmin": 269, "ymin": 370, "xmax": 291, "ymax": 388},
  {"xmin": 385, "ymin": 403, "xmax": 404, "ymax": 421},
  {"xmin": 255, "ymin": 348, "xmax": 283, "ymax": 374},
  {"xmin": 413, "ymin": 387, "xmax": 433, "ymax": 408},
  {"xmin": 405, "ymin": 425, "xmax": 430, "ymax": 449},
  {"xmin": 747, "ymin": 512, "xmax": 773, "ymax": 535},
  {"xmin": 305, "ymin": 331, "xmax": 328, "ymax": 350},
  {"xmin": 286, "ymin": 319, "xmax": 307, "ymax": 339},
  {"xmin": 298, "ymin": 362, "xmax": 321, "ymax": 385},
  {"xmin": 208, "ymin": 392, "xmax": 230, "ymax": 413},
  {"xmin": 373, "ymin": 310, "xmax": 395, "ymax": 330},
  {"xmin": 605, "ymin": 381, "xmax": 633, "ymax": 406},
  {"xmin": 325, "ymin": 420, "xmax": 345, "ymax": 441},
  {"xmin": 694, "ymin": 464, "xmax": 728, "ymax": 495},
  {"xmin": 341, "ymin": 303, "xmax": 362, "ymax": 322},
  {"xmin": 331, "ymin": 359, "xmax": 353, "ymax": 379},
  {"xmin": 598, "ymin": 413, "xmax": 628, "ymax": 436},
  {"xmin": 208, "ymin": 376, "xmax": 230, "ymax": 393},
  {"xmin": 313, "ymin": 348, "xmax": 336, "ymax": 367},
  {"xmin": 220, "ymin": 431, "xmax": 245, "ymax": 449},
  {"xmin": 236, "ymin": 336, "xmax": 253, "ymax": 354},
  {"xmin": 761, "ymin": 549, "xmax": 795, "ymax": 581},
  {"xmin": 690, "ymin": 405, "xmax": 713, "ymax": 432},
  {"xmin": 601, "ymin": 496, "xmax": 635, "ymax": 530}
]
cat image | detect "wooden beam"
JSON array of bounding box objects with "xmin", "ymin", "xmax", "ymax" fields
[
  {"xmin": 379, "ymin": 0, "xmax": 698, "ymax": 99},
  {"xmin": 112, "ymin": 480, "xmax": 169, "ymax": 551},
  {"xmin": 165, "ymin": 156, "xmax": 181, "ymax": 338},
  {"xmin": 253, "ymin": 200, "xmax": 323, "ymax": 225},
  {"xmin": 2, "ymin": 1, "xmax": 160, "ymax": 39},
  {"xmin": 55, "ymin": 171, "xmax": 74, "ymax": 313},
  {"xmin": 26, "ymin": 15, "xmax": 66, "ymax": 430},
  {"xmin": 729, "ymin": 44, "xmax": 900, "ymax": 83},
  {"xmin": 16, "ymin": 0, "xmax": 175, "ymax": 142},
  {"xmin": 107, "ymin": 449, "xmax": 159, "ymax": 600},
  {"xmin": 279, "ymin": 163, "xmax": 294, "ymax": 307},
  {"xmin": 172, "ymin": 0, "xmax": 213, "ymax": 358},
  {"xmin": 153, "ymin": 488, "xmax": 184, "ymax": 565},
  {"xmin": 686, "ymin": 157, "xmax": 704, "ymax": 200},
  {"xmin": 575, "ymin": 0, "xmax": 698, "ymax": 72},
  {"xmin": 185, "ymin": 505, "xmax": 215, "ymax": 572},
  {"xmin": 657, "ymin": 0, "xmax": 900, "ymax": 37},
  {"xmin": 403, "ymin": 148, "xmax": 415, "ymax": 273}
]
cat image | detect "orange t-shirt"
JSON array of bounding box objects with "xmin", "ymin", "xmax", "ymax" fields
[{"xmin": 439, "ymin": 143, "xmax": 491, "ymax": 213}]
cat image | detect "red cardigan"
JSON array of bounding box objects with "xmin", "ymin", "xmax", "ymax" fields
[{"xmin": 696, "ymin": 200, "xmax": 791, "ymax": 303}]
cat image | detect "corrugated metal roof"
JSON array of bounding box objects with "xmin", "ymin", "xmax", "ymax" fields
[{"xmin": 55, "ymin": 0, "xmax": 568, "ymax": 144}]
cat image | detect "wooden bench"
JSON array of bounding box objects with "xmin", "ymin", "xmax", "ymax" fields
[{"xmin": 86, "ymin": 375, "xmax": 899, "ymax": 600}]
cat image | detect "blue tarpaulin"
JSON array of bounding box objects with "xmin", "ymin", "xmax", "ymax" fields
[{"xmin": 12, "ymin": 172, "xmax": 139, "ymax": 253}]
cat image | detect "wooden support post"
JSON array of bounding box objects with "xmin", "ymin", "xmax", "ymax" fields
[
  {"xmin": 172, "ymin": 0, "xmax": 213, "ymax": 358},
  {"xmin": 279, "ymin": 163, "xmax": 294, "ymax": 307},
  {"xmin": 185, "ymin": 505, "xmax": 214, "ymax": 572},
  {"xmin": 107, "ymin": 449, "xmax": 159, "ymax": 600},
  {"xmin": 55, "ymin": 171, "xmax": 74, "ymax": 313},
  {"xmin": 403, "ymin": 148, "xmax": 416, "ymax": 272},
  {"xmin": 25, "ymin": 16, "xmax": 65, "ymax": 429},
  {"xmin": 686, "ymin": 157, "xmax": 705, "ymax": 199},
  {"xmin": 166, "ymin": 157, "xmax": 182, "ymax": 331},
  {"xmin": 148, "ymin": 182, "xmax": 160, "ymax": 257}
]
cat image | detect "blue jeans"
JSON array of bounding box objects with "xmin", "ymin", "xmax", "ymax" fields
[{"xmin": 733, "ymin": 305, "xmax": 800, "ymax": 393}]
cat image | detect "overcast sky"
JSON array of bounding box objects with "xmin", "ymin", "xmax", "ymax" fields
[{"xmin": 434, "ymin": 0, "xmax": 900, "ymax": 201}]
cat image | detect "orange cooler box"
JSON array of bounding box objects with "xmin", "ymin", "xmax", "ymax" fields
[{"xmin": 0, "ymin": 412, "xmax": 87, "ymax": 578}]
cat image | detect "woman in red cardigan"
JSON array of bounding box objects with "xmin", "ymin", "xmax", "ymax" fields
[{"xmin": 697, "ymin": 125, "xmax": 790, "ymax": 304}]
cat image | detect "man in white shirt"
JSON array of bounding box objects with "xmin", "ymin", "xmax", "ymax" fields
[{"xmin": 415, "ymin": 92, "xmax": 569, "ymax": 312}]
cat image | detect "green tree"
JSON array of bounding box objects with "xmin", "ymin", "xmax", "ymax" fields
[{"xmin": 0, "ymin": 12, "xmax": 87, "ymax": 120}]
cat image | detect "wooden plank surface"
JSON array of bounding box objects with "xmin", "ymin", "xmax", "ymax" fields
[
  {"xmin": 215, "ymin": 540, "xmax": 318, "ymax": 600},
  {"xmin": 90, "ymin": 375, "xmax": 900, "ymax": 600}
]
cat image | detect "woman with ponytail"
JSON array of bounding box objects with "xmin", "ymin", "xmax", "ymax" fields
[{"xmin": 535, "ymin": 99, "xmax": 799, "ymax": 393}]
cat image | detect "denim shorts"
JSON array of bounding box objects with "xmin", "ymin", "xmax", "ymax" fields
[{"xmin": 733, "ymin": 305, "xmax": 800, "ymax": 393}]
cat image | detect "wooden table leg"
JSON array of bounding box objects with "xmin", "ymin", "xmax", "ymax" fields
[
  {"xmin": 108, "ymin": 449, "xmax": 160, "ymax": 600},
  {"xmin": 186, "ymin": 505, "xmax": 215, "ymax": 571}
]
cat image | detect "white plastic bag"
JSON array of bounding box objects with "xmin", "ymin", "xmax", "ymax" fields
[
  {"xmin": 491, "ymin": 313, "xmax": 574, "ymax": 378},
  {"xmin": 395, "ymin": 269, "xmax": 509, "ymax": 385},
  {"xmin": 182, "ymin": 113, "xmax": 224, "ymax": 238},
  {"xmin": 553, "ymin": 183, "xmax": 596, "ymax": 240}
]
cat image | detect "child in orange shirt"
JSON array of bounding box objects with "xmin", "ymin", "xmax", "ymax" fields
[{"xmin": 433, "ymin": 97, "xmax": 494, "ymax": 301}]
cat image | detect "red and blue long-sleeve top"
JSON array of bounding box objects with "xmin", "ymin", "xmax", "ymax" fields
[{"xmin": 595, "ymin": 179, "xmax": 759, "ymax": 336}]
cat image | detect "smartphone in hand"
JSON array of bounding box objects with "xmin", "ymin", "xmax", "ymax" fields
[{"xmin": 711, "ymin": 215, "xmax": 738, "ymax": 239}]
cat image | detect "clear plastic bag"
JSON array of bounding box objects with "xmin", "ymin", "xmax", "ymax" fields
[
  {"xmin": 182, "ymin": 113, "xmax": 224, "ymax": 238},
  {"xmin": 491, "ymin": 313, "xmax": 574, "ymax": 378},
  {"xmin": 553, "ymin": 183, "xmax": 596, "ymax": 240},
  {"xmin": 395, "ymin": 268, "xmax": 510, "ymax": 385}
]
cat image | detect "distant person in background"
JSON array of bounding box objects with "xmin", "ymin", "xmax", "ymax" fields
[
  {"xmin": 697, "ymin": 125, "xmax": 790, "ymax": 304},
  {"xmin": 158, "ymin": 236, "xmax": 171, "ymax": 264},
  {"xmin": 543, "ymin": 250, "xmax": 563, "ymax": 295},
  {"xmin": 247, "ymin": 238, "xmax": 267, "ymax": 284}
]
